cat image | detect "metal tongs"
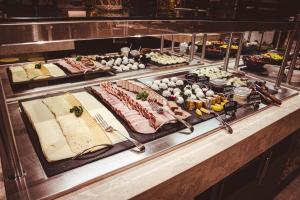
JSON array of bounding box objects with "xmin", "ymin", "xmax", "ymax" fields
[
  {"xmin": 250, "ymin": 82, "xmax": 282, "ymax": 106},
  {"xmin": 209, "ymin": 109, "xmax": 233, "ymax": 134},
  {"xmin": 149, "ymin": 100, "xmax": 194, "ymax": 134}
]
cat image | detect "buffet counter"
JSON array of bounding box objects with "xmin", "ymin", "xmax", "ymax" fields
[
  {"xmin": 1, "ymin": 17, "xmax": 300, "ymax": 200},
  {"xmin": 54, "ymin": 90, "xmax": 300, "ymax": 200},
  {"xmin": 0, "ymin": 59, "xmax": 299, "ymax": 199}
]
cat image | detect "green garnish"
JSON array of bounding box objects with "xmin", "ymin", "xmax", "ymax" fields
[
  {"xmin": 70, "ymin": 106, "xmax": 83, "ymax": 117},
  {"xmin": 35, "ymin": 63, "xmax": 41, "ymax": 69},
  {"xmin": 76, "ymin": 56, "xmax": 82, "ymax": 61},
  {"xmin": 136, "ymin": 91, "xmax": 149, "ymax": 101}
]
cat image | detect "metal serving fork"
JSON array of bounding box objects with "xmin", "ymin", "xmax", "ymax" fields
[
  {"xmin": 94, "ymin": 113, "xmax": 145, "ymax": 152},
  {"xmin": 148, "ymin": 101, "xmax": 194, "ymax": 133}
]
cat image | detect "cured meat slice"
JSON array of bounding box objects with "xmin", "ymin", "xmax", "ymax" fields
[
  {"xmin": 92, "ymin": 86, "xmax": 156, "ymax": 134},
  {"xmin": 57, "ymin": 60, "xmax": 81, "ymax": 74}
]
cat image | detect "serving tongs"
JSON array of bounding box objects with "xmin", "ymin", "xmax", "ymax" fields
[
  {"xmin": 255, "ymin": 83, "xmax": 281, "ymax": 106},
  {"xmin": 208, "ymin": 108, "xmax": 233, "ymax": 134},
  {"xmin": 249, "ymin": 82, "xmax": 281, "ymax": 106},
  {"xmin": 149, "ymin": 100, "xmax": 194, "ymax": 134}
]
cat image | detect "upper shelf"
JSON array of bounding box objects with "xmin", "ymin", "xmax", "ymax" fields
[{"xmin": 0, "ymin": 20, "xmax": 298, "ymax": 45}]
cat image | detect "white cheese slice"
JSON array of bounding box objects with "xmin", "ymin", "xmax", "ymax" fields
[
  {"xmin": 42, "ymin": 95, "xmax": 71, "ymax": 117},
  {"xmin": 22, "ymin": 99, "xmax": 55, "ymax": 123},
  {"xmin": 57, "ymin": 114, "xmax": 96, "ymax": 154},
  {"xmin": 63, "ymin": 93, "xmax": 112, "ymax": 151},
  {"xmin": 73, "ymin": 92, "xmax": 129, "ymax": 144},
  {"xmin": 34, "ymin": 120, "xmax": 75, "ymax": 162},
  {"xmin": 44, "ymin": 63, "xmax": 66, "ymax": 77},
  {"xmin": 9, "ymin": 66, "xmax": 29, "ymax": 82},
  {"xmin": 23, "ymin": 63, "xmax": 50, "ymax": 79}
]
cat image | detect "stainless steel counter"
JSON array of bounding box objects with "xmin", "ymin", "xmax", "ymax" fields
[{"xmin": 1, "ymin": 60, "xmax": 299, "ymax": 199}]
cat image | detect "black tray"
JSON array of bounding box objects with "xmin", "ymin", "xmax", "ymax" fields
[
  {"xmin": 19, "ymin": 85, "xmax": 198, "ymax": 177},
  {"xmin": 7, "ymin": 63, "xmax": 114, "ymax": 91},
  {"xmin": 7, "ymin": 67, "xmax": 68, "ymax": 91},
  {"xmin": 19, "ymin": 88, "xmax": 135, "ymax": 177},
  {"xmin": 54, "ymin": 61, "xmax": 114, "ymax": 81},
  {"xmin": 148, "ymin": 60, "xmax": 189, "ymax": 68}
]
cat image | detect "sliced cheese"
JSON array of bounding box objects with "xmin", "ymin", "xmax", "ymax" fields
[
  {"xmin": 73, "ymin": 92, "xmax": 129, "ymax": 144},
  {"xmin": 9, "ymin": 66, "xmax": 29, "ymax": 82},
  {"xmin": 44, "ymin": 63, "xmax": 66, "ymax": 77},
  {"xmin": 22, "ymin": 92, "xmax": 113, "ymax": 161},
  {"xmin": 22, "ymin": 99, "xmax": 55, "ymax": 123},
  {"xmin": 57, "ymin": 114, "xmax": 96, "ymax": 154},
  {"xmin": 64, "ymin": 93, "xmax": 112, "ymax": 147},
  {"xmin": 23, "ymin": 63, "xmax": 51, "ymax": 80},
  {"xmin": 34, "ymin": 120, "xmax": 75, "ymax": 162},
  {"xmin": 43, "ymin": 95, "xmax": 71, "ymax": 117}
]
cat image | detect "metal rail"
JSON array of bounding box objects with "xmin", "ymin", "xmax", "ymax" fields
[
  {"xmin": 200, "ymin": 33, "xmax": 207, "ymax": 63},
  {"xmin": 0, "ymin": 79, "xmax": 25, "ymax": 180},
  {"xmin": 224, "ymin": 33, "xmax": 234, "ymax": 71},
  {"xmin": 275, "ymin": 31, "xmax": 296, "ymax": 88},
  {"xmin": 190, "ymin": 33, "xmax": 196, "ymax": 61},
  {"xmin": 286, "ymin": 33, "xmax": 300, "ymax": 84},
  {"xmin": 160, "ymin": 35, "xmax": 164, "ymax": 53},
  {"xmin": 234, "ymin": 32, "xmax": 244, "ymax": 70}
]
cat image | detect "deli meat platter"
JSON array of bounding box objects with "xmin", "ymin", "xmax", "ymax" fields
[{"xmin": 17, "ymin": 67, "xmax": 298, "ymax": 177}]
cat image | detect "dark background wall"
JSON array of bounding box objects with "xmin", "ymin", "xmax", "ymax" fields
[{"xmin": 0, "ymin": 0, "xmax": 299, "ymax": 21}]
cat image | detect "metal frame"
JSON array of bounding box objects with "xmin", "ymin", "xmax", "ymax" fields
[
  {"xmin": 286, "ymin": 33, "xmax": 300, "ymax": 84},
  {"xmin": 258, "ymin": 31, "xmax": 265, "ymax": 51},
  {"xmin": 224, "ymin": 33, "xmax": 234, "ymax": 71},
  {"xmin": 160, "ymin": 35, "xmax": 164, "ymax": 53},
  {"xmin": 190, "ymin": 33, "xmax": 196, "ymax": 61},
  {"xmin": 0, "ymin": 79, "xmax": 25, "ymax": 180},
  {"xmin": 275, "ymin": 31, "xmax": 297, "ymax": 88},
  {"xmin": 200, "ymin": 33, "xmax": 207, "ymax": 63},
  {"xmin": 275, "ymin": 31, "xmax": 282, "ymax": 50},
  {"xmin": 234, "ymin": 32, "xmax": 244, "ymax": 70}
]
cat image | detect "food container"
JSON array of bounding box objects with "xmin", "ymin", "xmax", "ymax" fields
[
  {"xmin": 140, "ymin": 48, "xmax": 151, "ymax": 55},
  {"xmin": 242, "ymin": 55, "xmax": 266, "ymax": 69},
  {"xmin": 121, "ymin": 47, "xmax": 130, "ymax": 56},
  {"xmin": 130, "ymin": 50, "xmax": 140, "ymax": 58},
  {"xmin": 179, "ymin": 42, "xmax": 188, "ymax": 54},
  {"xmin": 210, "ymin": 78, "xmax": 226, "ymax": 90},
  {"xmin": 233, "ymin": 87, "xmax": 252, "ymax": 105},
  {"xmin": 189, "ymin": 45, "xmax": 198, "ymax": 53},
  {"xmin": 205, "ymin": 47, "xmax": 225, "ymax": 60}
]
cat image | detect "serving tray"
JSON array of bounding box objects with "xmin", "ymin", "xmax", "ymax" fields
[
  {"xmin": 19, "ymin": 85, "xmax": 194, "ymax": 177},
  {"xmin": 7, "ymin": 63, "xmax": 114, "ymax": 91}
]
